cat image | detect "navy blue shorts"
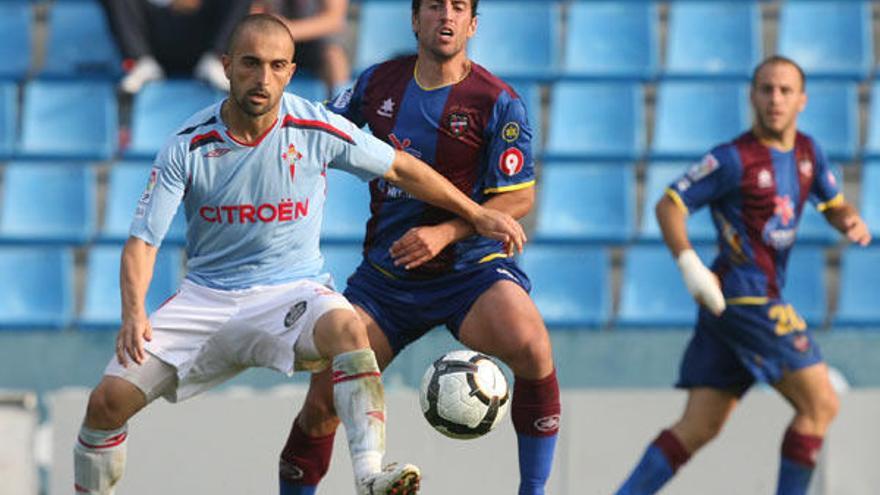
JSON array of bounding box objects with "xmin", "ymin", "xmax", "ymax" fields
[
  {"xmin": 343, "ymin": 259, "xmax": 531, "ymax": 355},
  {"xmin": 677, "ymin": 301, "xmax": 823, "ymax": 396}
]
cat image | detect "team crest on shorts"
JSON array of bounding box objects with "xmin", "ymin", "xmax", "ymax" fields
[
  {"xmin": 284, "ymin": 301, "xmax": 308, "ymax": 328},
  {"xmin": 447, "ymin": 112, "xmax": 470, "ymax": 137},
  {"xmin": 792, "ymin": 334, "xmax": 810, "ymax": 353}
]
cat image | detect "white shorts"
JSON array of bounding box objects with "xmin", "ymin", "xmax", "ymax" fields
[{"xmin": 104, "ymin": 278, "xmax": 352, "ymax": 402}]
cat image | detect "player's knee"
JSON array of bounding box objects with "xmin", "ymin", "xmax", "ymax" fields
[
  {"xmin": 84, "ymin": 386, "xmax": 131, "ymax": 430},
  {"xmin": 503, "ymin": 332, "xmax": 553, "ymax": 377},
  {"xmin": 336, "ymin": 315, "xmax": 369, "ymax": 350},
  {"xmin": 808, "ymin": 389, "xmax": 840, "ymax": 426}
]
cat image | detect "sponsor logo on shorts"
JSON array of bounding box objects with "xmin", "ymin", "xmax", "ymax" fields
[
  {"xmin": 793, "ymin": 334, "xmax": 810, "ymax": 353},
  {"xmin": 284, "ymin": 301, "xmax": 308, "ymax": 328},
  {"xmin": 495, "ymin": 267, "xmax": 517, "ymax": 282},
  {"xmin": 534, "ymin": 414, "xmax": 561, "ymax": 433}
]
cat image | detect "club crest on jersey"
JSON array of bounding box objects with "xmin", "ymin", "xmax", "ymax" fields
[
  {"xmin": 687, "ymin": 154, "xmax": 719, "ymax": 181},
  {"xmin": 501, "ymin": 122, "xmax": 520, "ymax": 143},
  {"xmin": 499, "ymin": 147, "xmax": 525, "ymax": 176},
  {"xmin": 283, "ymin": 144, "xmax": 303, "ymax": 181},
  {"xmin": 284, "ymin": 301, "xmax": 308, "ymax": 328},
  {"xmin": 447, "ymin": 112, "xmax": 470, "ymax": 137},
  {"xmin": 377, "ymin": 98, "xmax": 395, "ymax": 118},
  {"xmin": 798, "ymin": 159, "xmax": 813, "ymax": 178},
  {"xmin": 757, "ymin": 169, "xmax": 774, "ymax": 189}
]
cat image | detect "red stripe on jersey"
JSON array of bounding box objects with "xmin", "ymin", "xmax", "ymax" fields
[
  {"xmin": 735, "ymin": 132, "xmax": 779, "ymax": 299},
  {"xmin": 282, "ymin": 115, "xmax": 355, "ymax": 144},
  {"xmin": 189, "ymin": 130, "xmax": 224, "ymax": 151},
  {"xmin": 794, "ymin": 132, "xmax": 817, "ymax": 209}
]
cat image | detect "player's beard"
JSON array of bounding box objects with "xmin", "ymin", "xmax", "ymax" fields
[{"xmin": 235, "ymin": 89, "xmax": 275, "ymax": 118}]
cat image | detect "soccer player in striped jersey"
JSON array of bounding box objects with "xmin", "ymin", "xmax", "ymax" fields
[
  {"xmin": 72, "ymin": 14, "xmax": 525, "ymax": 495},
  {"xmin": 615, "ymin": 56, "xmax": 871, "ymax": 495},
  {"xmin": 278, "ymin": 1, "xmax": 560, "ymax": 494}
]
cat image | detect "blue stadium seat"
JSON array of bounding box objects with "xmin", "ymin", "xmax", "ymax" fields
[
  {"xmin": 665, "ymin": 1, "xmax": 761, "ymax": 79},
  {"xmin": 546, "ymin": 81, "xmax": 644, "ymax": 161},
  {"xmin": 510, "ymin": 81, "xmax": 542, "ymax": 155},
  {"xmin": 0, "ymin": 82, "xmax": 17, "ymax": 159},
  {"xmin": 617, "ymin": 244, "xmax": 716, "ymax": 328},
  {"xmin": 355, "ymin": 1, "xmax": 416, "ymax": 72},
  {"xmin": 19, "ymin": 80, "xmax": 117, "ymax": 160},
  {"xmin": 0, "ymin": 163, "xmax": 95, "ymax": 244},
  {"xmin": 99, "ymin": 162, "xmax": 186, "ymax": 245},
  {"xmin": 784, "ymin": 246, "xmax": 826, "ymax": 327},
  {"xmin": 860, "ymin": 82, "xmax": 880, "ymax": 158},
  {"xmin": 639, "ymin": 163, "xmax": 715, "ymax": 243},
  {"xmin": 78, "ymin": 244, "xmax": 182, "ymax": 330},
  {"xmin": 778, "ymin": 1, "xmax": 872, "ymax": 80},
  {"xmin": 562, "ymin": 1, "xmax": 657, "ymax": 80},
  {"xmin": 321, "ymin": 244, "xmax": 363, "ymax": 293},
  {"xmin": 128, "ymin": 80, "xmax": 224, "ymax": 159},
  {"xmin": 518, "ymin": 244, "xmax": 610, "ymax": 328},
  {"xmin": 534, "ymin": 162, "xmax": 634, "ymax": 243},
  {"xmin": 834, "ymin": 247, "xmax": 880, "ymax": 327},
  {"xmin": 652, "ymin": 81, "xmax": 749, "ymax": 160},
  {"xmin": 288, "ymin": 75, "xmax": 328, "ymax": 103},
  {"xmin": 862, "ymin": 161, "xmax": 880, "ymax": 238},
  {"xmin": 468, "ymin": 2, "xmax": 559, "ymax": 81},
  {"xmin": 0, "ymin": 3, "xmax": 31, "ymax": 80},
  {"xmin": 0, "ymin": 246, "xmax": 73, "ymax": 329},
  {"xmin": 41, "ymin": 0, "xmax": 121, "ymax": 78},
  {"xmin": 322, "ymin": 168, "xmax": 370, "ymax": 243},
  {"xmin": 797, "ymin": 81, "xmax": 858, "ymax": 162}
]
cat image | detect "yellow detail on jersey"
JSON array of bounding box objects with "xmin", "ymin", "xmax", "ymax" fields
[
  {"xmin": 369, "ymin": 261, "xmax": 399, "ymax": 280},
  {"xmin": 768, "ymin": 304, "xmax": 807, "ymax": 336},
  {"xmin": 665, "ymin": 188, "xmax": 689, "ymax": 215},
  {"xmin": 816, "ymin": 193, "xmax": 844, "ymax": 212},
  {"xmin": 479, "ymin": 253, "xmax": 509, "ymax": 263},
  {"xmin": 484, "ymin": 180, "xmax": 536, "ymax": 194},
  {"xmin": 726, "ymin": 296, "xmax": 769, "ymax": 305}
]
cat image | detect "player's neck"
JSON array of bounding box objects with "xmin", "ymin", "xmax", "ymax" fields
[
  {"xmin": 220, "ymin": 99, "xmax": 278, "ymax": 144},
  {"xmin": 752, "ymin": 125, "xmax": 797, "ymax": 152},
  {"xmin": 414, "ymin": 52, "xmax": 471, "ymax": 90}
]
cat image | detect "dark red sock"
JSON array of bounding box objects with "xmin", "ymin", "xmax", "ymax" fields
[
  {"xmin": 781, "ymin": 427, "xmax": 823, "ymax": 467},
  {"xmin": 654, "ymin": 429, "xmax": 691, "ymax": 473},
  {"xmin": 279, "ymin": 418, "xmax": 336, "ymax": 485},
  {"xmin": 511, "ymin": 369, "xmax": 561, "ymax": 436}
]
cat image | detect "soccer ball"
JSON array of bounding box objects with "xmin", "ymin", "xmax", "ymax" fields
[{"xmin": 419, "ymin": 350, "xmax": 510, "ymax": 440}]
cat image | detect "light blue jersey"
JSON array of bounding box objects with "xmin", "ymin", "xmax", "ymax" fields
[{"xmin": 130, "ymin": 92, "xmax": 395, "ymax": 290}]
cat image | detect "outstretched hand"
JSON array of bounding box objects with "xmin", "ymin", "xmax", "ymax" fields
[{"xmin": 843, "ymin": 215, "xmax": 871, "ymax": 246}]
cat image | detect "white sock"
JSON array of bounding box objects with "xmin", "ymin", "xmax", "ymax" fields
[
  {"xmin": 331, "ymin": 349, "xmax": 385, "ymax": 482},
  {"xmin": 73, "ymin": 425, "xmax": 128, "ymax": 494}
]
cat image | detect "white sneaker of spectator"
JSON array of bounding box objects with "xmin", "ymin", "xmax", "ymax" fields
[
  {"xmin": 195, "ymin": 53, "xmax": 230, "ymax": 92},
  {"xmin": 121, "ymin": 56, "xmax": 164, "ymax": 95}
]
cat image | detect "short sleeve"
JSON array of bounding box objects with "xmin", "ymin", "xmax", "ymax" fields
[
  {"xmin": 129, "ymin": 143, "xmax": 187, "ymax": 246},
  {"xmin": 808, "ymin": 139, "xmax": 843, "ymax": 211},
  {"xmin": 326, "ymin": 66, "xmax": 375, "ymax": 127},
  {"xmin": 482, "ymin": 93, "xmax": 536, "ymax": 194},
  {"xmin": 666, "ymin": 147, "xmax": 741, "ymax": 214},
  {"xmin": 323, "ymin": 107, "xmax": 396, "ymax": 181}
]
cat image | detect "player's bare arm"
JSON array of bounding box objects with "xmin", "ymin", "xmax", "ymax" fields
[
  {"xmin": 383, "ymin": 149, "xmax": 527, "ymax": 254},
  {"xmin": 390, "ymin": 187, "xmax": 534, "ymax": 269},
  {"xmin": 656, "ymin": 194, "xmax": 726, "ymax": 316},
  {"xmin": 117, "ymin": 236, "xmax": 159, "ymax": 367},
  {"xmin": 280, "ymin": 0, "xmax": 347, "ymax": 42},
  {"xmin": 823, "ymin": 200, "xmax": 872, "ymax": 246}
]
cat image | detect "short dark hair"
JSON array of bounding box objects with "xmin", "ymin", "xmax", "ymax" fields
[
  {"xmin": 226, "ymin": 13, "xmax": 295, "ymax": 61},
  {"xmin": 751, "ymin": 55, "xmax": 806, "ymax": 91},
  {"xmin": 411, "ymin": 0, "xmax": 479, "ymax": 18}
]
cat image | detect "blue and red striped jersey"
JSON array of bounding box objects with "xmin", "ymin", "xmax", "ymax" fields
[
  {"xmin": 667, "ymin": 131, "xmax": 842, "ymax": 301},
  {"xmin": 328, "ymin": 55, "xmax": 536, "ymax": 278}
]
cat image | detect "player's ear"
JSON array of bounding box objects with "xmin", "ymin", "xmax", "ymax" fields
[
  {"xmin": 288, "ymin": 62, "xmax": 297, "ymax": 83},
  {"xmin": 797, "ymin": 91, "xmax": 807, "ymax": 114},
  {"xmin": 467, "ymin": 13, "xmax": 477, "ymax": 39},
  {"xmin": 221, "ymin": 54, "xmax": 232, "ymax": 78}
]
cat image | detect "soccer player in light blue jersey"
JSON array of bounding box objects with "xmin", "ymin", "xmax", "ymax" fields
[
  {"xmin": 615, "ymin": 57, "xmax": 871, "ymax": 495},
  {"xmin": 72, "ymin": 14, "xmax": 525, "ymax": 495}
]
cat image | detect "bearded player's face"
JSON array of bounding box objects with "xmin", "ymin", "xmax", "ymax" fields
[{"xmin": 224, "ymin": 27, "xmax": 295, "ymax": 118}]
